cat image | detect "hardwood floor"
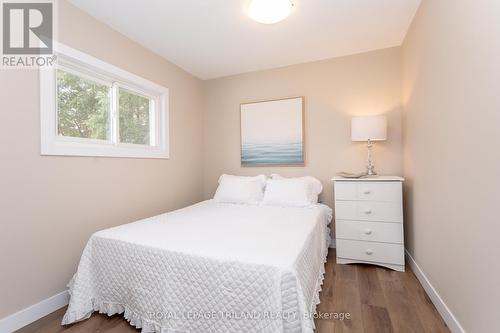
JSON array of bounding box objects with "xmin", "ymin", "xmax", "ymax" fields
[{"xmin": 16, "ymin": 249, "xmax": 449, "ymax": 333}]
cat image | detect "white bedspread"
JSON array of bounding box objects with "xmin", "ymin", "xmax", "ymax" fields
[{"xmin": 63, "ymin": 200, "xmax": 332, "ymax": 333}]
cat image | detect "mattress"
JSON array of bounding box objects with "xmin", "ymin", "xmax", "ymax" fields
[{"xmin": 62, "ymin": 200, "xmax": 332, "ymax": 332}]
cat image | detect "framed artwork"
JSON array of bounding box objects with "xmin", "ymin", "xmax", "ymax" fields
[{"xmin": 240, "ymin": 96, "xmax": 304, "ymax": 166}]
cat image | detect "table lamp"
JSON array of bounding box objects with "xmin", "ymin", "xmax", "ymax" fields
[{"xmin": 351, "ymin": 115, "xmax": 387, "ymax": 176}]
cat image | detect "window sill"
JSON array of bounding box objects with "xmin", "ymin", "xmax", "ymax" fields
[{"xmin": 41, "ymin": 139, "xmax": 169, "ymax": 159}]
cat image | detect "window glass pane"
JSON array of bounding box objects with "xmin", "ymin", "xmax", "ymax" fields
[
  {"xmin": 56, "ymin": 69, "xmax": 110, "ymax": 140},
  {"xmin": 119, "ymin": 88, "xmax": 151, "ymax": 145}
]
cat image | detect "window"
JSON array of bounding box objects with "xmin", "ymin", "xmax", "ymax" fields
[
  {"xmin": 56, "ymin": 68, "xmax": 111, "ymax": 141},
  {"xmin": 40, "ymin": 43, "xmax": 169, "ymax": 159},
  {"xmin": 118, "ymin": 87, "xmax": 152, "ymax": 145}
]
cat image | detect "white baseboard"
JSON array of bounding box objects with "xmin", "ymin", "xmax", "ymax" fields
[
  {"xmin": 405, "ymin": 250, "xmax": 466, "ymax": 333},
  {"xmin": 329, "ymin": 239, "xmax": 336, "ymax": 248},
  {"xmin": 0, "ymin": 290, "xmax": 69, "ymax": 333}
]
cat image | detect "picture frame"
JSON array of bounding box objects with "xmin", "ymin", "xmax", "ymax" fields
[{"xmin": 240, "ymin": 96, "xmax": 304, "ymax": 167}]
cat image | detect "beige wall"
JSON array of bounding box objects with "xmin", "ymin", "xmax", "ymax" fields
[
  {"xmin": 0, "ymin": 2, "xmax": 204, "ymax": 318},
  {"xmin": 402, "ymin": 0, "xmax": 500, "ymax": 332},
  {"xmin": 202, "ymin": 47, "xmax": 404, "ymax": 207}
]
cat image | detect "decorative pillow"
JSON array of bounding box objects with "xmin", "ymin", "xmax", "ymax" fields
[
  {"xmin": 214, "ymin": 174, "xmax": 267, "ymax": 204},
  {"xmin": 263, "ymin": 175, "xmax": 323, "ymax": 207}
]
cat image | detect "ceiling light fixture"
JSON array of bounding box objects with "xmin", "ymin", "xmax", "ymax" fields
[{"xmin": 248, "ymin": 0, "xmax": 293, "ymax": 24}]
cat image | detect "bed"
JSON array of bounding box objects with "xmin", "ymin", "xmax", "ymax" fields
[{"xmin": 62, "ymin": 199, "xmax": 332, "ymax": 333}]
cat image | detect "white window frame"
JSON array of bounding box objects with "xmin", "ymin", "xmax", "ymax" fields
[{"xmin": 40, "ymin": 42, "xmax": 169, "ymax": 159}]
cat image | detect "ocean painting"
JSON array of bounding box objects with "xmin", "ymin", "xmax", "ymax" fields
[{"xmin": 240, "ymin": 97, "xmax": 304, "ymax": 166}]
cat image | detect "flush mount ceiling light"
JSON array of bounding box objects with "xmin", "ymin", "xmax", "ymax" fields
[{"xmin": 248, "ymin": 0, "xmax": 293, "ymax": 24}]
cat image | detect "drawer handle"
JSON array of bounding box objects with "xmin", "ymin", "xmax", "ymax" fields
[
  {"xmin": 363, "ymin": 209, "xmax": 372, "ymax": 214},
  {"xmin": 364, "ymin": 228, "xmax": 372, "ymax": 235},
  {"xmin": 365, "ymin": 249, "xmax": 374, "ymax": 255},
  {"xmin": 363, "ymin": 189, "xmax": 372, "ymax": 194}
]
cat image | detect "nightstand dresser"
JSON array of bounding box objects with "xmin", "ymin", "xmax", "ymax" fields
[{"xmin": 333, "ymin": 176, "xmax": 405, "ymax": 271}]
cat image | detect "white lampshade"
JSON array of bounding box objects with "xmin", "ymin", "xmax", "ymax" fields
[{"xmin": 351, "ymin": 115, "xmax": 387, "ymax": 141}]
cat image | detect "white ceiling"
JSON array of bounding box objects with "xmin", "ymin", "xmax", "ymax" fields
[{"xmin": 69, "ymin": 0, "xmax": 421, "ymax": 80}]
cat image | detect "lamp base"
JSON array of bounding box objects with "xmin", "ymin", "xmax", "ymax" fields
[
  {"xmin": 366, "ymin": 165, "xmax": 377, "ymax": 176},
  {"xmin": 366, "ymin": 139, "xmax": 377, "ymax": 176}
]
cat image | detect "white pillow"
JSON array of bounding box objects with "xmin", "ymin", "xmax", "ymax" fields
[
  {"xmin": 270, "ymin": 174, "xmax": 323, "ymax": 197},
  {"xmin": 214, "ymin": 174, "xmax": 267, "ymax": 204},
  {"xmin": 263, "ymin": 175, "xmax": 323, "ymax": 207}
]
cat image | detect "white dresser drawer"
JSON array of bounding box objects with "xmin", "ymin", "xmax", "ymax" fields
[
  {"xmin": 336, "ymin": 239, "xmax": 404, "ymax": 265},
  {"xmin": 334, "ymin": 182, "xmax": 358, "ymax": 200},
  {"xmin": 335, "ymin": 200, "xmax": 403, "ymax": 223},
  {"xmin": 336, "ymin": 220, "xmax": 403, "ymax": 244},
  {"xmin": 334, "ymin": 181, "xmax": 402, "ymax": 202},
  {"xmin": 357, "ymin": 182, "xmax": 401, "ymax": 202}
]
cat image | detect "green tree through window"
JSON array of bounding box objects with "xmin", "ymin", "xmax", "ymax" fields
[
  {"xmin": 56, "ymin": 69, "xmax": 154, "ymax": 146},
  {"xmin": 56, "ymin": 69, "xmax": 110, "ymax": 140},
  {"xmin": 119, "ymin": 88, "xmax": 151, "ymax": 145}
]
